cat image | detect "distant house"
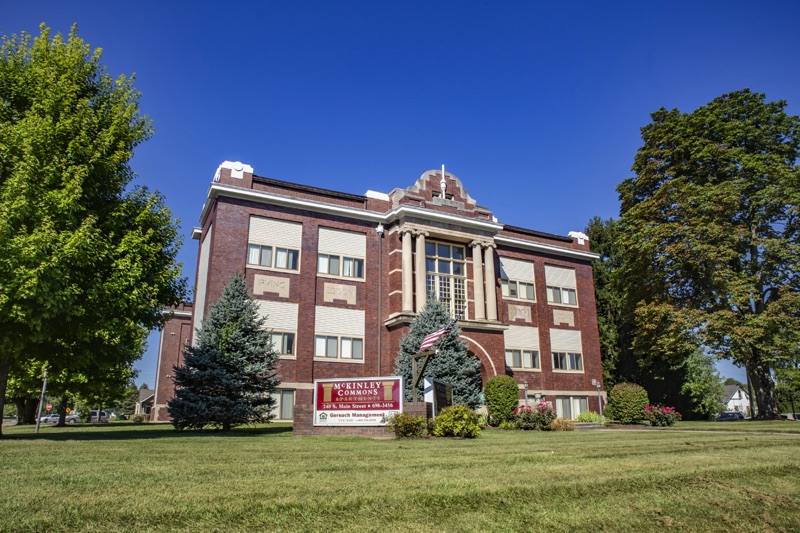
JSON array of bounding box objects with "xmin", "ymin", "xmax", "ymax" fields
[
  {"xmin": 136, "ymin": 389, "xmax": 154, "ymax": 416},
  {"xmin": 722, "ymin": 385, "xmax": 750, "ymax": 417}
]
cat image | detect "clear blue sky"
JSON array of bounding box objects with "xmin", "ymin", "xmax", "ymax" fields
[{"xmin": 7, "ymin": 1, "xmax": 799, "ymax": 387}]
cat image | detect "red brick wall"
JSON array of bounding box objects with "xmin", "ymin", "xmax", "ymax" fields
[{"xmin": 152, "ymin": 305, "xmax": 193, "ymax": 422}]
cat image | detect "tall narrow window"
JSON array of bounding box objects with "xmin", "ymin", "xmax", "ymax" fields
[{"xmin": 425, "ymin": 242, "xmax": 466, "ymax": 316}]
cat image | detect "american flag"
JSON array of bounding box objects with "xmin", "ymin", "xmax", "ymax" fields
[{"xmin": 418, "ymin": 315, "xmax": 459, "ymax": 352}]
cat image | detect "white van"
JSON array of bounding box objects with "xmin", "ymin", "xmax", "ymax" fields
[{"xmin": 90, "ymin": 410, "xmax": 109, "ymax": 423}]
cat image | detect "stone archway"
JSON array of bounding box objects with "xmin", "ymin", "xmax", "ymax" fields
[{"xmin": 457, "ymin": 334, "xmax": 499, "ymax": 379}]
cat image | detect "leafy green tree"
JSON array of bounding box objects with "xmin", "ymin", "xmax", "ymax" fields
[
  {"xmin": 723, "ymin": 377, "xmax": 746, "ymax": 388},
  {"xmin": 586, "ymin": 217, "xmax": 696, "ymax": 416},
  {"xmin": 0, "ymin": 25, "xmax": 187, "ymax": 435},
  {"xmin": 119, "ymin": 382, "xmax": 140, "ymax": 418},
  {"xmin": 775, "ymin": 362, "xmax": 800, "ymax": 414},
  {"xmin": 679, "ymin": 350, "xmax": 725, "ymax": 420},
  {"xmin": 394, "ymin": 297, "xmax": 482, "ymax": 408},
  {"xmin": 617, "ymin": 89, "xmax": 800, "ymax": 418},
  {"xmin": 168, "ymin": 275, "xmax": 280, "ymax": 431},
  {"xmin": 586, "ymin": 217, "xmax": 633, "ymax": 385}
]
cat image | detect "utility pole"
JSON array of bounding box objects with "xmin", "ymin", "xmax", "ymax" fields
[{"xmin": 35, "ymin": 368, "xmax": 48, "ymax": 434}]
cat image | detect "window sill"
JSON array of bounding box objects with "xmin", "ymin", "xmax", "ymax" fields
[
  {"xmin": 316, "ymin": 273, "xmax": 365, "ymax": 283},
  {"xmin": 551, "ymin": 369, "xmax": 585, "ymax": 374},
  {"xmin": 247, "ymin": 264, "xmax": 300, "ymax": 274},
  {"xmin": 508, "ymin": 368, "xmax": 542, "ymax": 373},
  {"xmin": 278, "ymin": 355, "xmax": 296, "ymax": 360},
  {"xmin": 313, "ymin": 357, "xmax": 365, "ymax": 364},
  {"xmin": 502, "ymin": 297, "xmax": 536, "ymax": 303},
  {"xmin": 547, "ymin": 302, "xmax": 579, "ymax": 309}
]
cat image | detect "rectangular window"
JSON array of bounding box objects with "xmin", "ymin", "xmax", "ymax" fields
[
  {"xmin": 552, "ymin": 352, "xmax": 583, "ymax": 371},
  {"xmin": 341, "ymin": 337, "xmax": 364, "ymax": 359},
  {"xmin": 547, "ymin": 286, "xmax": 577, "ymax": 305},
  {"xmin": 247, "ymin": 244, "xmax": 298, "ymax": 271},
  {"xmin": 505, "ymin": 349, "xmax": 540, "ymax": 370},
  {"xmin": 317, "ymin": 254, "xmax": 363, "ymax": 279},
  {"xmin": 273, "ymin": 390, "xmax": 294, "ymax": 420},
  {"xmin": 271, "ymin": 332, "xmax": 295, "ymax": 356},
  {"xmin": 502, "ymin": 280, "xmax": 535, "ymax": 301},
  {"xmin": 315, "ymin": 335, "xmax": 363, "ymax": 360},
  {"xmin": 556, "ymin": 396, "xmax": 588, "ymax": 420},
  {"xmin": 275, "ymin": 248, "xmax": 299, "ymax": 270}
]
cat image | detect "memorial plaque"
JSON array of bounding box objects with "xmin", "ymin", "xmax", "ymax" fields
[{"xmin": 424, "ymin": 377, "xmax": 453, "ymax": 417}]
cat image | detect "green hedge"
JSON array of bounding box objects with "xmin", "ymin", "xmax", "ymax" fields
[
  {"xmin": 483, "ymin": 375, "xmax": 519, "ymax": 425},
  {"xmin": 606, "ymin": 383, "xmax": 649, "ymax": 424}
]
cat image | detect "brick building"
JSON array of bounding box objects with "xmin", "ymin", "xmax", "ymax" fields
[{"xmin": 151, "ymin": 161, "xmax": 604, "ymax": 423}]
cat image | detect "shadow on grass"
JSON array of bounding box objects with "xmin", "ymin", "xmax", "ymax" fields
[{"xmin": 1, "ymin": 423, "xmax": 294, "ymax": 441}]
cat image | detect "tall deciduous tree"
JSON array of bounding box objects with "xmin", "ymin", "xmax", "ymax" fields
[
  {"xmin": 394, "ymin": 297, "xmax": 482, "ymax": 408},
  {"xmin": 168, "ymin": 275, "xmax": 280, "ymax": 431},
  {"xmin": 0, "ymin": 25, "xmax": 187, "ymax": 436},
  {"xmin": 679, "ymin": 350, "xmax": 725, "ymax": 420},
  {"xmin": 587, "ymin": 216, "xmax": 719, "ymax": 419},
  {"xmin": 617, "ymin": 89, "xmax": 800, "ymax": 418}
]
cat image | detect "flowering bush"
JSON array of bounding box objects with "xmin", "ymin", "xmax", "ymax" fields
[
  {"xmin": 514, "ymin": 403, "xmax": 556, "ymax": 430},
  {"xmin": 644, "ymin": 404, "xmax": 682, "ymax": 427}
]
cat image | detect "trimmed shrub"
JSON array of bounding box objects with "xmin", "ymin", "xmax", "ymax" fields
[
  {"xmin": 498, "ymin": 420, "xmax": 517, "ymax": 430},
  {"xmin": 550, "ymin": 418, "xmax": 575, "ymax": 431},
  {"xmin": 431, "ymin": 406, "xmax": 481, "ymax": 438},
  {"xmin": 606, "ymin": 383, "xmax": 649, "ymax": 424},
  {"xmin": 575, "ymin": 410, "xmax": 602, "ymax": 423},
  {"xmin": 483, "ymin": 375, "xmax": 520, "ymax": 425},
  {"xmin": 385, "ymin": 413, "xmax": 426, "ymax": 438},
  {"xmin": 514, "ymin": 403, "xmax": 556, "ymax": 430},
  {"xmin": 644, "ymin": 404, "xmax": 682, "ymax": 427}
]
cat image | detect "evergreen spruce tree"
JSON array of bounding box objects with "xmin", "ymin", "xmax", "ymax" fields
[
  {"xmin": 168, "ymin": 274, "xmax": 279, "ymax": 430},
  {"xmin": 394, "ymin": 298, "xmax": 482, "ymax": 408}
]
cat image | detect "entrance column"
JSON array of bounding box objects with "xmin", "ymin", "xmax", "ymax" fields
[
  {"xmin": 484, "ymin": 243, "xmax": 498, "ymax": 321},
  {"xmin": 471, "ymin": 241, "xmax": 486, "ymax": 320},
  {"xmin": 415, "ymin": 230, "xmax": 428, "ymax": 313},
  {"xmin": 401, "ymin": 229, "xmax": 414, "ymax": 313}
]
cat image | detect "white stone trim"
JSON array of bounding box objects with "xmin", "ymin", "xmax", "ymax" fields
[{"xmin": 494, "ymin": 235, "xmax": 599, "ymax": 261}]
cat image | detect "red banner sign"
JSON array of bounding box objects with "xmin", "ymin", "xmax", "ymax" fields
[{"xmin": 313, "ymin": 377, "xmax": 403, "ymax": 426}]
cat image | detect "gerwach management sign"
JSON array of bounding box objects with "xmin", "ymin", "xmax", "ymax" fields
[{"xmin": 313, "ymin": 377, "xmax": 403, "ymax": 426}]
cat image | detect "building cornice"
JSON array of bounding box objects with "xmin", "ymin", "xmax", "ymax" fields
[
  {"xmin": 200, "ymin": 183, "xmax": 384, "ymax": 226},
  {"xmin": 199, "ymin": 183, "xmax": 597, "ymax": 261},
  {"xmin": 494, "ymin": 235, "xmax": 600, "ymax": 261},
  {"xmin": 200, "ymin": 183, "xmax": 503, "ymax": 234}
]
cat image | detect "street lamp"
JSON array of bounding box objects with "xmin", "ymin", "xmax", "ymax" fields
[{"xmin": 523, "ymin": 380, "xmax": 528, "ymax": 407}]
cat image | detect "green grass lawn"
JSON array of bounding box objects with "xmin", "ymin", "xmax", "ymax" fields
[{"xmin": 2, "ymin": 421, "xmax": 799, "ymax": 532}]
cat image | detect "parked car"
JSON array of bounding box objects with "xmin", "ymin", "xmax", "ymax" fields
[
  {"xmin": 716, "ymin": 411, "xmax": 745, "ymax": 421},
  {"xmin": 780, "ymin": 413, "xmax": 800, "ymax": 421},
  {"xmin": 89, "ymin": 410, "xmax": 109, "ymax": 423},
  {"xmin": 65, "ymin": 413, "xmax": 79, "ymax": 424},
  {"xmin": 39, "ymin": 413, "xmax": 61, "ymax": 424}
]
